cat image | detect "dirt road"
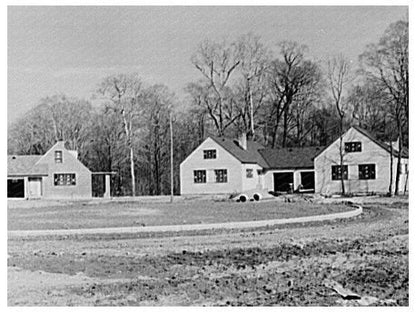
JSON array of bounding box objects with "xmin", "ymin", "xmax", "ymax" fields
[{"xmin": 8, "ymin": 201, "xmax": 408, "ymax": 306}]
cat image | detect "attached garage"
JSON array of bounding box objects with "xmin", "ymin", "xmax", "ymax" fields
[
  {"xmin": 259, "ymin": 147, "xmax": 323, "ymax": 193},
  {"xmin": 7, "ymin": 179, "xmax": 25, "ymax": 198},
  {"xmin": 273, "ymin": 172, "xmax": 294, "ymax": 192},
  {"xmin": 8, "ymin": 155, "xmax": 47, "ymax": 199},
  {"xmin": 300, "ymin": 171, "xmax": 315, "ymax": 190}
]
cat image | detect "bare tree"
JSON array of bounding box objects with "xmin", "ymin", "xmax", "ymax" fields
[
  {"xmin": 191, "ymin": 39, "xmax": 241, "ymax": 136},
  {"xmin": 140, "ymin": 84, "xmax": 174, "ymax": 195},
  {"xmin": 98, "ymin": 74, "xmax": 145, "ymax": 197},
  {"xmin": 266, "ymin": 41, "xmax": 320, "ymax": 147},
  {"xmin": 348, "ymin": 81, "xmax": 389, "ymax": 137},
  {"xmin": 8, "ymin": 103, "xmax": 56, "ymax": 155},
  {"xmin": 235, "ymin": 33, "xmax": 270, "ymax": 138},
  {"xmin": 360, "ymin": 20, "xmax": 408, "ymax": 195},
  {"xmin": 327, "ymin": 55, "xmax": 351, "ymax": 195},
  {"xmin": 82, "ymin": 107, "xmax": 125, "ymax": 196},
  {"xmin": 8, "ymin": 95, "xmax": 92, "ymax": 155},
  {"xmin": 44, "ymin": 95, "xmax": 92, "ymax": 151}
]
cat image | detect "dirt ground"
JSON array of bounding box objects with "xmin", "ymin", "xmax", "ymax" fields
[{"xmin": 8, "ymin": 199, "xmax": 408, "ymax": 306}]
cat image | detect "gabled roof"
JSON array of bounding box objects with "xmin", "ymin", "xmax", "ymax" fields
[
  {"xmin": 208, "ymin": 135, "xmax": 324, "ymax": 170},
  {"xmin": 352, "ymin": 126, "xmax": 409, "ymax": 158},
  {"xmin": 314, "ymin": 126, "xmax": 408, "ymax": 159},
  {"xmin": 208, "ymin": 136, "xmax": 268, "ymax": 167},
  {"xmin": 259, "ymin": 146, "xmax": 324, "ymax": 169},
  {"xmin": 7, "ymin": 155, "xmax": 48, "ymax": 176}
]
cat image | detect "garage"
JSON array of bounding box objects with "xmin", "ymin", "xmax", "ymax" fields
[
  {"xmin": 300, "ymin": 171, "xmax": 315, "ymax": 191},
  {"xmin": 8, "ymin": 179, "xmax": 25, "ymax": 198},
  {"xmin": 273, "ymin": 172, "xmax": 294, "ymax": 192}
]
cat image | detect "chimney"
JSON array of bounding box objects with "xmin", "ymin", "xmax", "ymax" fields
[
  {"xmin": 69, "ymin": 150, "xmax": 78, "ymax": 159},
  {"xmin": 391, "ymin": 138, "xmax": 400, "ymax": 152},
  {"xmin": 238, "ymin": 132, "xmax": 247, "ymax": 150}
]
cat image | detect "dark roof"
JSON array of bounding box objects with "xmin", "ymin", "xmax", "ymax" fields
[
  {"xmin": 7, "ymin": 155, "xmax": 48, "ymax": 176},
  {"xmin": 259, "ymin": 146, "xmax": 324, "ymax": 169},
  {"xmin": 209, "ymin": 136, "xmax": 268, "ymax": 167},
  {"xmin": 352, "ymin": 126, "xmax": 409, "ymax": 158},
  {"xmin": 208, "ymin": 136, "xmax": 324, "ymax": 169}
]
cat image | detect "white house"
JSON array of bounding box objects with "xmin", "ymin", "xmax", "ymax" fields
[
  {"xmin": 314, "ymin": 126, "xmax": 409, "ymax": 195},
  {"xmin": 179, "ymin": 135, "xmax": 323, "ymax": 196},
  {"xmin": 7, "ymin": 141, "xmax": 93, "ymax": 199}
]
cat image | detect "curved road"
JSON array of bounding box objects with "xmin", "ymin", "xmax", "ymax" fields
[{"xmin": 8, "ymin": 205, "xmax": 362, "ymax": 238}]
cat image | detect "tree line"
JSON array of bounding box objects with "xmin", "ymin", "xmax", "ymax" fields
[{"xmin": 8, "ymin": 20, "xmax": 408, "ymax": 196}]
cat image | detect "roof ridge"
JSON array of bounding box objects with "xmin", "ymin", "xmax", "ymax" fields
[
  {"xmin": 208, "ymin": 135, "xmax": 267, "ymax": 165},
  {"xmin": 351, "ymin": 125, "xmax": 406, "ymax": 157},
  {"xmin": 314, "ymin": 126, "xmax": 408, "ymax": 159}
]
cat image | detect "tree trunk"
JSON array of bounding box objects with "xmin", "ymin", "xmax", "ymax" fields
[
  {"xmin": 388, "ymin": 140, "xmax": 394, "ymax": 196},
  {"xmin": 339, "ymin": 118, "xmax": 345, "ymax": 195},
  {"xmin": 282, "ymin": 107, "xmax": 288, "ymax": 147},
  {"xmin": 249, "ymin": 88, "xmax": 254, "ymax": 138},
  {"xmin": 394, "ymin": 135, "xmax": 402, "ymax": 196},
  {"xmin": 219, "ymin": 97, "xmax": 224, "ymax": 136},
  {"xmin": 129, "ymin": 146, "xmax": 136, "ymax": 197},
  {"xmin": 170, "ymin": 113, "xmax": 174, "ymax": 202}
]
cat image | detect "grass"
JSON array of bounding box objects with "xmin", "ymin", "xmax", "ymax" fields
[
  {"xmin": 7, "ymin": 199, "xmax": 353, "ymax": 231},
  {"xmin": 7, "ymin": 201, "xmax": 409, "ymax": 306}
]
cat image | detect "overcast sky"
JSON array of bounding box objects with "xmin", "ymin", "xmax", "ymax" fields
[{"xmin": 8, "ymin": 6, "xmax": 408, "ymax": 123}]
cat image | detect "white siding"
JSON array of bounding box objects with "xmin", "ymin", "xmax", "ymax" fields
[
  {"xmin": 180, "ymin": 138, "xmax": 244, "ymax": 195},
  {"xmin": 314, "ymin": 127, "xmax": 407, "ymax": 195},
  {"xmin": 36, "ymin": 142, "xmax": 92, "ymax": 198},
  {"xmin": 242, "ymin": 164, "xmax": 263, "ymax": 191}
]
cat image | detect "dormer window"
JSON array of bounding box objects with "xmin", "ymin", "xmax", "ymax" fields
[
  {"xmin": 345, "ymin": 142, "xmax": 362, "ymax": 153},
  {"xmin": 203, "ymin": 149, "xmax": 216, "ymax": 159},
  {"xmin": 55, "ymin": 151, "xmax": 63, "ymax": 163}
]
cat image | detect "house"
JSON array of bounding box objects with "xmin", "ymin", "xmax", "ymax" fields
[
  {"xmin": 259, "ymin": 146, "xmax": 323, "ymax": 193},
  {"xmin": 314, "ymin": 126, "xmax": 409, "ymax": 195},
  {"xmin": 179, "ymin": 135, "xmax": 323, "ymax": 196},
  {"xmin": 7, "ymin": 141, "xmax": 92, "ymax": 199}
]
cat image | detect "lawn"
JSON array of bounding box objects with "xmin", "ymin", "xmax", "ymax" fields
[
  {"xmin": 8, "ymin": 199, "xmax": 353, "ymax": 231},
  {"xmin": 7, "ymin": 200, "xmax": 409, "ymax": 306}
]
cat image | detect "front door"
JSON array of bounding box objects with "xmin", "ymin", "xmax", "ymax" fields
[{"xmin": 28, "ymin": 177, "xmax": 42, "ymax": 198}]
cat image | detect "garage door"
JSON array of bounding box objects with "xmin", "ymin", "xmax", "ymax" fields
[
  {"xmin": 8, "ymin": 179, "xmax": 24, "ymax": 198},
  {"xmin": 273, "ymin": 172, "xmax": 294, "ymax": 192},
  {"xmin": 300, "ymin": 172, "xmax": 315, "ymax": 190}
]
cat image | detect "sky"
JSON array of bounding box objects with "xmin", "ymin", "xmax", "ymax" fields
[{"xmin": 7, "ymin": 6, "xmax": 408, "ymax": 123}]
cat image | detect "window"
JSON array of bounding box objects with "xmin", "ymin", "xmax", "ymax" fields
[
  {"xmin": 246, "ymin": 169, "xmax": 253, "ymax": 178},
  {"xmin": 358, "ymin": 164, "xmax": 376, "ymax": 180},
  {"xmin": 203, "ymin": 149, "xmax": 216, "ymax": 159},
  {"xmin": 55, "ymin": 151, "xmax": 63, "ymax": 163},
  {"xmin": 345, "ymin": 142, "xmax": 362, "ymax": 153},
  {"xmin": 331, "ymin": 165, "xmax": 348, "ymax": 180},
  {"xmin": 215, "ymin": 169, "xmax": 228, "ymax": 183},
  {"xmin": 193, "ymin": 170, "xmax": 206, "ymax": 183},
  {"xmin": 54, "ymin": 173, "xmax": 76, "ymax": 186}
]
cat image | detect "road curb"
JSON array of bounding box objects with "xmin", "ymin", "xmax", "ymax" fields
[{"xmin": 8, "ymin": 205, "xmax": 363, "ymax": 238}]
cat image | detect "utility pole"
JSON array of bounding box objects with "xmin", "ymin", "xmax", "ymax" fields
[{"xmin": 170, "ymin": 112, "xmax": 174, "ymax": 203}]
